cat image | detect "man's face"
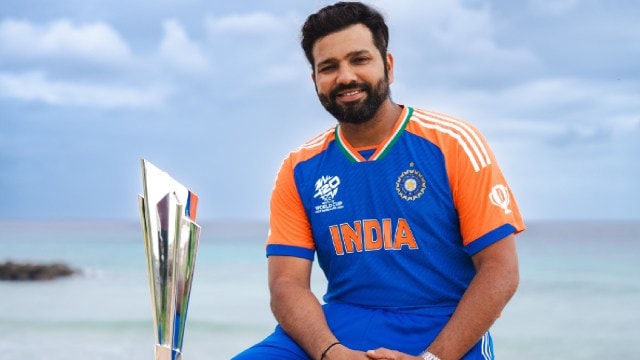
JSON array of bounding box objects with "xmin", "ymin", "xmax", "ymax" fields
[{"xmin": 311, "ymin": 24, "xmax": 393, "ymax": 124}]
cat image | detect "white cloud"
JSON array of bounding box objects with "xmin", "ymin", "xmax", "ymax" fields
[
  {"xmin": 377, "ymin": 0, "xmax": 493, "ymax": 40},
  {"xmin": 399, "ymin": 75, "xmax": 640, "ymax": 145},
  {"xmin": 0, "ymin": 71, "xmax": 168, "ymax": 109},
  {"xmin": 205, "ymin": 12, "xmax": 287, "ymax": 33},
  {"xmin": 158, "ymin": 19, "xmax": 212, "ymax": 76},
  {"xmin": 374, "ymin": 0, "xmax": 541, "ymax": 87},
  {"xmin": 201, "ymin": 11, "xmax": 303, "ymax": 90},
  {"xmin": 0, "ymin": 19, "xmax": 132, "ymax": 65}
]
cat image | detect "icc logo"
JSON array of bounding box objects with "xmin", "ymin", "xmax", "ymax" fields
[{"xmin": 489, "ymin": 184, "xmax": 512, "ymax": 214}]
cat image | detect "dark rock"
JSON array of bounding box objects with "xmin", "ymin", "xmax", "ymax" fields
[{"xmin": 0, "ymin": 261, "xmax": 77, "ymax": 281}]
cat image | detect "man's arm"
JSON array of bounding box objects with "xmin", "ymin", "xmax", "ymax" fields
[
  {"xmin": 367, "ymin": 234, "xmax": 519, "ymax": 360},
  {"xmin": 424, "ymin": 234, "xmax": 519, "ymax": 359},
  {"xmin": 269, "ymin": 255, "xmax": 368, "ymax": 359}
]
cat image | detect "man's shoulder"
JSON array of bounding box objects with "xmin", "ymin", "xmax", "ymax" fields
[
  {"xmin": 408, "ymin": 107, "xmax": 478, "ymax": 128},
  {"xmin": 286, "ymin": 126, "xmax": 336, "ymax": 162},
  {"xmin": 405, "ymin": 106, "xmax": 492, "ymax": 171},
  {"xmin": 406, "ymin": 107, "xmax": 486, "ymax": 143}
]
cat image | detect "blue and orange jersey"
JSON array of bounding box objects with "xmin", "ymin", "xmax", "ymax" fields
[{"xmin": 266, "ymin": 106, "xmax": 525, "ymax": 311}]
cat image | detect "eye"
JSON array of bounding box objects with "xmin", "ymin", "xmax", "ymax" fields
[
  {"xmin": 318, "ymin": 64, "xmax": 337, "ymax": 73},
  {"xmin": 352, "ymin": 56, "xmax": 370, "ymax": 64}
]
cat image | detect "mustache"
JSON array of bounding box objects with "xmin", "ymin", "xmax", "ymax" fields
[{"xmin": 329, "ymin": 81, "xmax": 372, "ymax": 99}]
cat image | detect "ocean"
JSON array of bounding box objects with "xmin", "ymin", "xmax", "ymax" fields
[{"xmin": 0, "ymin": 220, "xmax": 638, "ymax": 359}]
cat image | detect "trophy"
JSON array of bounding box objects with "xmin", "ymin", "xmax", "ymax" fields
[{"xmin": 138, "ymin": 159, "xmax": 201, "ymax": 360}]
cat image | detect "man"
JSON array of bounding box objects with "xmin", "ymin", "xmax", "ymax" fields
[{"xmin": 233, "ymin": 2, "xmax": 524, "ymax": 359}]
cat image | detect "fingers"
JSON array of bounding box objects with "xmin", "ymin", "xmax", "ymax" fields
[
  {"xmin": 366, "ymin": 348, "xmax": 420, "ymax": 360},
  {"xmin": 366, "ymin": 348, "xmax": 401, "ymax": 359},
  {"xmin": 366, "ymin": 349, "xmax": 384, "ymax": 359}
]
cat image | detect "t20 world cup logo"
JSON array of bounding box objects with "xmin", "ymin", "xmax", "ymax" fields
[
  {"xmin": 315, "ymin": 175, "xmax": 340, "ymax": 202},
  {"xmin": 314, "ymin": 175, "xmax": 344, "ymax": 213}
]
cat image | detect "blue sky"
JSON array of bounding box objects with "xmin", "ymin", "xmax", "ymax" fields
[{"xmin": 0, "ymin": 0, "xmax": 638, "ymax": 221}]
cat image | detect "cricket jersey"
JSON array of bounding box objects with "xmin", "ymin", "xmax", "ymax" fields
[{"xmin": 266, "ymin": 106, "xmax": 525, "ymax": 312}]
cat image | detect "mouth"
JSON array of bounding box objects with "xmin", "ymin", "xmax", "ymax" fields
[{"xmin": 335, "ymin": 88, "xmax": 365, "ymax": 102}]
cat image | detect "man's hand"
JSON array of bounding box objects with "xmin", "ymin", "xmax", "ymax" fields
[
  {"xmin": 365, "ymin": 348, "xmax": 422, "ymax": 360},
  {"xmin": 322, "ymin": 343, "xmax": 372, "ymax": 359}
]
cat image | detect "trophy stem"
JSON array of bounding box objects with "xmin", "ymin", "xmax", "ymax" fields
[{"xmin": 155, "ymin": 344, "xmax": 182, "ymax": 360}]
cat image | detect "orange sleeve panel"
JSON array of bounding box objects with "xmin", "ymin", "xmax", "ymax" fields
[{"xmin": 266, "ymin": 128, "xmax": 336, "ymax": 252}]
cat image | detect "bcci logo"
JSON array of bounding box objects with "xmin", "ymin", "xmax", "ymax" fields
[
  {"xmin": 314, "ymin": 175, "xmax": 344, "ymax": 213},
  {"xmin": 396, "ymin": 165, "xmax": 426, "ymax": 201}
]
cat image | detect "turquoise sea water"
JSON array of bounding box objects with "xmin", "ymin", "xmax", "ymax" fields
[{"xmin": 0, "ymin": 220, "xmax": 639, "ymax": 359}]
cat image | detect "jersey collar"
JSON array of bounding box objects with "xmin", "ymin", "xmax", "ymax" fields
[{"xmin": 335, "ymin": 106, "xmax": 413, "ymax": 163}]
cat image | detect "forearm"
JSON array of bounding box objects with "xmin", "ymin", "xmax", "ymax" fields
[
  {"xmin": 427, "ymin": 238, "xmax": 519, "ymax": 359},
  {"xmin": 270, "ymin": 279, "xmax": 338, "ymax": 359}
]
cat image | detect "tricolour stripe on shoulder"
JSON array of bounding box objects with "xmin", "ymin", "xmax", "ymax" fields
[{"xmin": 411, "ymin": 109, "xmax": 491, "ymax": 172}]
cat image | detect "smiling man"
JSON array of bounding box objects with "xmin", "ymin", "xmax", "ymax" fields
[{"xmin": 232, "ymin": 2, "xmax": 525, "ymax": 360}]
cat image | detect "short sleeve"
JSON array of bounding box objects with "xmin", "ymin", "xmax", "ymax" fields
[
  {"xmin": 265, "ymin": 154, "xmax": 315, "ymax": 260},
  {"xmin": 447, "ymin": 124, "xmax": 525, "ymax": 254}
]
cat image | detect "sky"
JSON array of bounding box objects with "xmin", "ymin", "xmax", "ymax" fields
[{"xmin": 0, "ymin": 0, "xmax": 638, "ymax": 222}]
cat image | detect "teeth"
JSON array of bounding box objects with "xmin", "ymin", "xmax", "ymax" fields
[{"xmin": 343, "ymin": 90, "xmax": 360, "ymax": 96}]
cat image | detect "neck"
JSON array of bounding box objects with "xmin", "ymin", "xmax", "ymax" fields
[{"xmin": 338, "ymin": 100, "xmax": 402, "ymax": 148}]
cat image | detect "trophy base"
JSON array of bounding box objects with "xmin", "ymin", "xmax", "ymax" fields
[{"xmin": 155, "ymin": 344, "xmax": 182, "ymax": 360}]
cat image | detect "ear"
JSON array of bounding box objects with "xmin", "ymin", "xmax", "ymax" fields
[{"xmin": 386, "ymin": 52, "xmax": 395, "ymax": 84}]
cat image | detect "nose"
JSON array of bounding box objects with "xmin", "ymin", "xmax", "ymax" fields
[{"xmin": 335, "ymin": 63, "xmax": 357, "ymax": 85}]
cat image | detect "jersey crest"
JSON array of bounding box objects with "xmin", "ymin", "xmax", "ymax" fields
[{"xmin": 396, "ymin": 163, "xmax": 426, "ymax": 201}]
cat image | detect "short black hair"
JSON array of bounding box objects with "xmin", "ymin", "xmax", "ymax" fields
[{"xmin": 301, "ymin": 2, "xmax": 389, "ymax": 67}]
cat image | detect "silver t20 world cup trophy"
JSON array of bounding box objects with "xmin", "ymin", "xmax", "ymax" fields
[{"xmin": 138, "ymin": 159, "xmax": 201, "ymax": 360}]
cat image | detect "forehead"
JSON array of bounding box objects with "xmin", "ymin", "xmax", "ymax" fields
[{"xmin": 311, "ymin": 24, "xmax": 377, "ymax": 65}]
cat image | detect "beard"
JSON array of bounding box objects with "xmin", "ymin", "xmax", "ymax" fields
[{"xmin": 318, "ymin": 76, "xmax": 390, "ymax": 124}]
